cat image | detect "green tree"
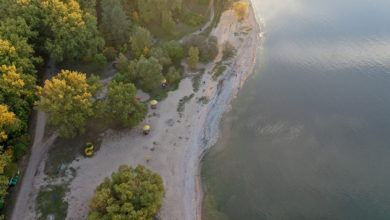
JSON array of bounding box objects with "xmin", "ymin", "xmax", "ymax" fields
[
  {"xmin": 135, "ymin": 56, "xmax": 163, "ymax": 92},
  {"xmin": 162, "ymin": 40, "xmax": 184, "ymax": 61},
  {"xmin": 162, "ymin": 11, "xmax": 175, "ymax": 33},
  {"xmin": 233, "ymin": 1, "xmax": 248, "ymax": 20},
  {"xmin": 101, "ymin": 0, "xmax": 131, "ymax": 46},
  {"xmin": 40, "ymin": 0, "xmax": 103, "ymax": 61},
  {"xmin": 187, "ymin": 46, "xmax": 199, "ymax": 69},
  {"xmin": 35, "ymin": 70, "xmax": 102, "ymax": 137},
  {"xmin": 0, "ymin": 18, "xmax": 41, "ymax": 75},
  {"xmin": 106, "ymin": 81, "xmax": 146, "ymax": 126},
  {"xmin": 165, "ymin": 66, "xmax": 181, "ymax": 86},
  {"xmin": 130, "ymin": 27, "xmax": 153, "ymax": 57},
  {"xmin": 0, "ymin": 146, "xmax": 11, "ymax": 207},
  {"xmin": 149, "ymin": 47, "xmax": 171, "ymax": 67},
  {"xmin": 88, "ymin": 165, "xmax": 165, "ymax": 220}
]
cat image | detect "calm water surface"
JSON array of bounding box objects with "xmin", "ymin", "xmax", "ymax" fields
[{"xmin": 202, "ymin": 0, "xmax": 390, "ymax": 219}]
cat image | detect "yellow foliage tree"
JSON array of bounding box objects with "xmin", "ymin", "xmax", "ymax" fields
[
  {"xmin": 35, "ymin": 70, "xmax": 96, "ymax": 137},
  {"xmin": 233, "ymin": 1, "xmax": 249, "ymax": 20},
  {"xmin": 0, "ymin": 104, "xmax": 20, "ymax": 142}
]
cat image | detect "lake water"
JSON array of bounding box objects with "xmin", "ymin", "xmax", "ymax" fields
[{"xmin": 202, "ymin": 0, "xmax": 390, "ymax": 219}]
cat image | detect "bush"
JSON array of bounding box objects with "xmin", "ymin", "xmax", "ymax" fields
[
  {"xmin": 93, "ymin": 53, "xmax": 107, "ymax": 68},
  {"xmin": 223, "ymin": 41, "xmax": 235, "ymax": 59},
  {"xmin": 187, "ymin": 47, "xmax": 199, "ymax": 69},
  {"xmin": 12, "ymin": 143, "xmax": 27, "ymax": 160},
  {"xmin": 102, "ymin": 47, "xmax": 118, "ymax": 61}
]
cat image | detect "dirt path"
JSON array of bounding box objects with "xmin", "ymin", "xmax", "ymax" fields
[{"xmin": 10, "ymin": 60, "xmax": 58, "ymax": 220}]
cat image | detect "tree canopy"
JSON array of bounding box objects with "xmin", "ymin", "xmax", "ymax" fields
[
  {"xmin": 88, "ymin": 165, "xmax": 165, "ymax": 220},
  {"xmin": 101, "ymin": 0, "xmax": 131, "ymax": 47},
  {"xmin": 35, "ymin": 70, "xmax": 102, "ymax": 137},
  {"xmin": 130, "ymin": 27, "xmax": 153, "ymax": 57},
  {"xmin": 106, "ymin": 81, "xmax": 146, "ymax": 127}
]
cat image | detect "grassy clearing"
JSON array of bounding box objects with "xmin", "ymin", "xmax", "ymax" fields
[
  {"xmin": 44, "ymin": 121, "xmax": 106, "ymax": 177},
  {"xmin": 36, "ymin": 185, "xmax": 68, "ymax": 220},
  {"xmin": 212, "ymin": 65, "xmax": 227, "ymax": 80},
  {"xmin": 147, "ymin": 0, "xmax": 210, "ymax": 43},
  {"xmin": 57, "ymin": 60, "xmax": 113, "ymax": 79},
  {"xmin": 177, "ymin": 93, "xmax": 195, "ymax": 113}
]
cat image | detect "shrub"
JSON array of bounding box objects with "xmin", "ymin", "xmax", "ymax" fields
[
  {"xmin": 93, "ymin": 53, "xmax": 107, "ymax": 68},
  {"xmin": 12, "ymin": 143, "xmax": 27, "ymax": 160},
  {"xmin": 223, "ymin": 41, "xmax": 235, "ymax": 59}
]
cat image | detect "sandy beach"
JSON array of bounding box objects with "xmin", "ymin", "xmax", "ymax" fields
[{"xmin": 16, "ymin": 1, "xmax": 260, "ymax": 219}]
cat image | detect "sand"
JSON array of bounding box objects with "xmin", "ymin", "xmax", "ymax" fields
[{"xmin": 16, "ymin": 1, "xmax": 260, "ymax": 219}]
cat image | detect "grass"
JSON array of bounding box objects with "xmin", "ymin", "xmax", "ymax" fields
[
  {"xmin": 212, "ymin": 65, "xmax": 227, "ymax": 80},
  {"xmin": 177, "ymin": 93, "xmax": 195, "ymax": 113},
  {"xmin": 36, "ymin": 185, "xmax": 68, "ymax": 220}
]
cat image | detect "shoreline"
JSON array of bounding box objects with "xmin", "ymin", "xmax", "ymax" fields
[{"xmin": 192, "ymin": 1, "xmax": 261, "ymax": 219}]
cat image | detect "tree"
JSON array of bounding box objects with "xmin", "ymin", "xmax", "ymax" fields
[
  {"xmin": 101, "ymin": 0, "xmax": 131, "ymax": 47},
  {"xmin": 135, "ymin": 56, "xmax": 163, "ymax": 92},
  {"xmin": 0, "ymin": 18, "xmax": 41, "ymax": 75},
  {"xmin": 106, "ymin": 81, "xmax": 146, "ymax": 126},
  {"xmin": 35, "ymin": 70, "xmax": 102, "ymax": 137},
  {"xmin": 0, "ymin": 146, "xmax": 11, "ymax": 207},
  {"xmin": 162, "ymin": 40, "xmax": 184, "ymax": 61},
  {"xmin": 187, "ymin": 47, "xmax": 199, "ymax": 69},
  {"xmin": 162, "ymin": 11, "xmax": 175, "ymax": 33},
  {"xmin": 233, "ymin": 1, "xmax": 248, "ymax": 20},
  {"xmin": 88, "ymin": 165, "xmax": 165, "ymax": 220},
  {"xmin": 183, "ymin": 35, "xmax": 218, "ymax": 62},
  {"xmin": 102, "ymin": 47, "xmax": 118, "ymax": 61},
  {"xmin": 40, "ymin": 0, "xmax": 103, "ymax": 61},
  {"xmin": 0, "ymin": 65, "xmax": 36, "ymax": 131},
  {"xmin": 149, "ymin": 47, "xmax": 171, "ymax": 67},
  {"xmin": 165, "ymin": 66, "xmax": 181, "ymax": 85},
  {"xmin": 130, "ymin": 27, "xmax": 153, "ymax": 58},
  {"xmin": 0, "ymin": 105, "xmax": 20, "ymax": 142}
]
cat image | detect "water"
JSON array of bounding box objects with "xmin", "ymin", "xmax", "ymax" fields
[{"xmin": 202, "ymin": 0, "xmax": 390, "ymax": 219}]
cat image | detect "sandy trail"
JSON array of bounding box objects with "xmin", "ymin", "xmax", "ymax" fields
[{"xmin": 66, "ymin": 2, "xmax": 260, "ymax": 220}]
